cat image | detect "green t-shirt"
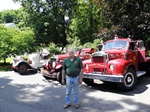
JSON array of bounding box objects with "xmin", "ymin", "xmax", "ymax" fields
[{"xmin": 62, "ymin": 56, "xmax": 83, "ymax": 77}]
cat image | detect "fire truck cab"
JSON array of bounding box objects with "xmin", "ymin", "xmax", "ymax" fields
[{"xmin": 83, "ymin": 36, "xmax": 150, "ymax": 91}]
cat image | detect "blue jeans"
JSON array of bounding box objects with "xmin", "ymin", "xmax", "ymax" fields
[{"xmin": 66, "ymin": 75, "xmax": 80, "ymax": 105}]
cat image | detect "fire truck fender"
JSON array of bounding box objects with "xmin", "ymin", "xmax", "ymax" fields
[
  {"xmin": 55, "ymin": 64, "xmax": 63, "ymax": 70},
  {"xmin": 108, "ymin": 59, "xmax": 136, "ymax": 75}
]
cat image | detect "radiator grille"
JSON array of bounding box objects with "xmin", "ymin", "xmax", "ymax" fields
[{"xmin": 92, "ymin": 56, "xmax": 105, "ymax": 63}]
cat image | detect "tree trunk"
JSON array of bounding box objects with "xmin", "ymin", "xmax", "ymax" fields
[{"xmin": 3, "ymin": 58, "xmax": 6, "ymax": 64}]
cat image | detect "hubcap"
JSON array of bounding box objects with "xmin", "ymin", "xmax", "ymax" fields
[
  {"xmin": 20, "ymin": 65, "xmax": 26, "ymax": 73},
  {"xmin": 124, "ymin": 72, "xmax": 134, "ymax": 87}
]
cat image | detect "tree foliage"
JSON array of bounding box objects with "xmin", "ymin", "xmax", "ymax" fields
[
  {"xmin": 99, "ymin": 0, "xmax": 150, "ymax": 40},
  {"xmin": 9, "ymin": 0, "xmax": 150, "ymax": 47},
  {"xmin": 69, "ymin": 0, "xmax": 105, "ymax": 44},
  {"xmin": 48, "ymin": 43, "xmax": 61, "ymax": 56},
  {"xmin": 11, "ymin": 30, "xmax": 36, "ymax": 55},
  {"xmin": 0, "ymin": 10, "xmax": 20, "ymax": 24},
  {"xmin": 14, "ymin": 0, "xmax": 78, "ymax": 46},
  {"xmin": 0, "ymin": 25, "xmax": 13, "ymax": 62},
  {"xmin": 0, "ymin": 25, "xmax": 36, "ymax": 63}
]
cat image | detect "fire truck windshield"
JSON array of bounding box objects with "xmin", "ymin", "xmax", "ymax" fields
[{"xmin": 103, "ymin": 40, "xmax": 127, "ymax": 50}]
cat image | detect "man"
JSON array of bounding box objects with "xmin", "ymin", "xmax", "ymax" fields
[{"xmin": 61, "ymin": 48, "xmax": 83, "ymax": 109}]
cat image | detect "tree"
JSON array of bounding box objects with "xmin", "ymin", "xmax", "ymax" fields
[
  {"xmin": 0, "ymin": 25, "xmax": 13, "ymax": 63},
  {"xmin": 70, "ymin": 0, "xmax": 105, "ymax": 44},
  {"xmin": 14, "ymin": 0, "xmax": 78, "ymax": 47},
  {"xmin": 11, "ymin": 30, "xmax": 36, "ymax": 55},
  {"xmin": 0, "ymin": 10, "xmax": 19, "ymax": 24},
  {"xmin": 0, "ymin": 25, "xmax": 36, "ymax": 63},
  {"xmin": 99, "ymin": 0, "xmax": 150, "ymax": 40}
]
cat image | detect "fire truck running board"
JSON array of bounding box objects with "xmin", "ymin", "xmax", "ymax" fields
[{"xmin": 137, "ymin": 71, "xmax": 146, "ymax": 77}]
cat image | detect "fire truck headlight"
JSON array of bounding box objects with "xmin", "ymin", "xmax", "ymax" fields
[
  {"xmin": 52, "ymin": 61, "xmax": 56, "ymax": 67},
  {"xmin": 110, "ymin": 64, "xmax": 115, "ymax": 71},
  {"xmin": 85, "ymin": 64, "xmax": 89, "ymax": 70}
]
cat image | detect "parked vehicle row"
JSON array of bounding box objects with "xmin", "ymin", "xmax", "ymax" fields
[{"xmin": 11, "ymin": 35, "xmax": 150, "ymax": 91}]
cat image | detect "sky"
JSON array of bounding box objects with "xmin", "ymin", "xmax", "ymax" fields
[{"xmin": 0, "ymin": 0, "xmax": 21, "ymax": 11}]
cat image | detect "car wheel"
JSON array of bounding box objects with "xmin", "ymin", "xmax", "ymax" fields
[
  {"xmin": 117, "ymin": 68, "xmax": 137, "ymax": 91},
  {"xmin": 18, "ymin": 64, "xmax": 27, "ymax": 75}
]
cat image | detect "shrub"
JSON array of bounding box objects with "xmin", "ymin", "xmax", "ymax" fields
[
  {"xmin": 48, "ymin": 43, "xmax": 61, "ymax": 56},
  {"xmin": 83, "ymin": 42, "xmax": 93, "ymax": 48}
]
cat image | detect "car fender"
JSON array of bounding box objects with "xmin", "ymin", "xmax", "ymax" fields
[
  {"xmin": 14, "ymin": 60, "xmax": 32, "ymax": 68},
  {"xmin": 108, "ymin": 59, "xmax": 135, "ymax": 75}
]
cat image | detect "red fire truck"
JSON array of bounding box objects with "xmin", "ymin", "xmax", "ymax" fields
[
  {"xmin": 41, "ymin": 48, "xmax": 94, "ymax": 83},
  {"xmin": 83, "ymin": 35, "xmax": 150, "ymax": 91}
]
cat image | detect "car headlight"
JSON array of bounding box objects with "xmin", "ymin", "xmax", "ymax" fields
[
  {"xmin": 52, "ymin": 61, "xmax": 56, "ymax": 67},
  {"xmin": 110, "ymin": 64, "xmax": 115, "ymax": 71},
  {"xmin": 27, "ymin": 59, "xmax": 32, "ymax": 64}
]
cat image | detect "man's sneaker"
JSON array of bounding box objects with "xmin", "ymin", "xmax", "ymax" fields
[
  {"xmin": 64, "ymin": 104, "xmax": 71, "ymax": 109},
  {"xmin": 74, "ymin": 104, "xmax": 79, "ymax": 108}
]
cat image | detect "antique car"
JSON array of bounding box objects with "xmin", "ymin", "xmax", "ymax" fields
[
  {"xmin": 41, "ymin": 48, "xmax": 95, "ymax": 83},
  {"xmin": 11, "ymin": 53, "xmax": 43, "ymax": 75},
  {"xmin": 82, "ymin": 35, "xmax": 150, "ymax": 91},
  {"xmin": 40, "ymin": 48, "xmax": 50, "ymax": 59}
]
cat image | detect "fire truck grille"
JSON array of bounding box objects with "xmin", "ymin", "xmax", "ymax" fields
[
  {"xmin": 50, "ymin": 58, "xmax": 56, "ymax": 65},
  {"xmin": 92, "ymin": 56, "xmax": 105, "ymax": 63},
  {"xmin": 93, "ymin": 68, "xmax": 105, "ymax": 73}
]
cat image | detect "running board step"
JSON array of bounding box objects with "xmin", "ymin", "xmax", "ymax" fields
[{"xmin": 137, "ymin": 71, "xmax": 146, "ymax": 77}]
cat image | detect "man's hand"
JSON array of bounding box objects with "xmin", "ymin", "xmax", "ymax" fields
[
  {"xmin": 79, "ymin": 69, "xmax": 83, "ymax": 84},
  {"xmin": 61, "ymin": 70, "xmax": 65, "ymax": 85},
  {"xmin": 61, "ymin": 79, "xmax": 65, "ymax": 85},
  {"xmin": 79, "ymin": 78, "xmax": 83, "ymax": 84}
]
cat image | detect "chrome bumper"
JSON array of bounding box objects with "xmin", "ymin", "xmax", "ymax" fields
[
  {"xmin": 40, "ymin": 68, "xmax": 58, "ymax": 78},
  {"xmin": 83, "ymin": 73, "xmax": 124, "ymax": 83}
]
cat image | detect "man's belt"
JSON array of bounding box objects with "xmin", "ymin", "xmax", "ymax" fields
[{"xmin": 67, "ymin": 75, "xmax": 78, "ymax": 78}]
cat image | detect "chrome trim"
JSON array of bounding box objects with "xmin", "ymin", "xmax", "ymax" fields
[
  {"xmin": 83, "ymin": 73, "xmax": 124, "ymax": 83},
  {"xmin": 83, "ymin": 71, "xmax": 146, "ymax": 83}
]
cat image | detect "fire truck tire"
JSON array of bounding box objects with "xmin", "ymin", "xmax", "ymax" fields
[
  {"xmin": 83, "ymin": 78, "xmax": 94, "ymax": 86},
  {"xmin": 146, "ymin": 63, "xmax": 150, "ymax": 76},
  {"xmin": 57, "ymin": 71, "xmax": 62, "ymax": 83},
  {"xmin": 18, "ymin": 63, "xmax": 27, "ymax": 75},
  {"xmin": 117, "ymin": 68, "xmax": 137, "ymax": 91}
]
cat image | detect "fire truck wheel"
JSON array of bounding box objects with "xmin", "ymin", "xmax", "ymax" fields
[
  {"xmin": 117, "ymin": 68, "xmax": 137, "ymax": 91},
  {"xmin": 57, "ymin": 70, "xmax": 63, "ymax": 84},
  {"xmin": 83, "ymin": 78, "xmax": 94, "ymax": 86},
  {"xmin": 146, "ymin": 63, "xmax": 150, "ymax": 76},
  {"xmin": 18, "ymin": 63, "xmax": 27, "ymax": 75}
]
